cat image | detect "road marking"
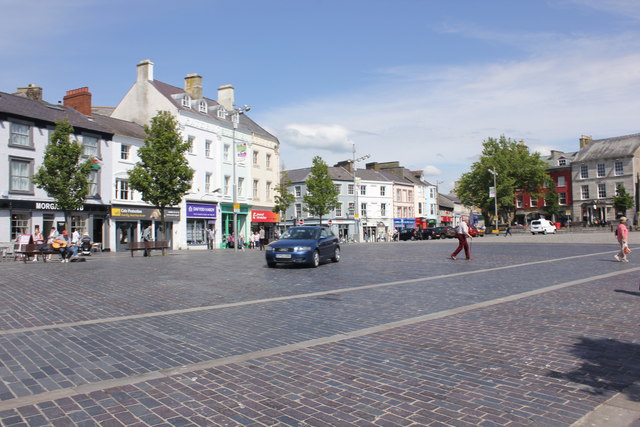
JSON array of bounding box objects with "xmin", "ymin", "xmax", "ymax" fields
[
  {"xmin": 0, "ymin": 265, "xmax": 637, "ymax": 412},
  {"xmin": 0, "ymin": 248, "xmax": 633, "ymax": 337}
]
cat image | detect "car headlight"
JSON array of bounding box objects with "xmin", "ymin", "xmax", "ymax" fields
[
  {"xmin": 293, "ymin": 246, "xmax": 312, "ymax": 252},
  {"xmin": 265, "ymin": 245, "xmax": 274, "ymax": 252}
]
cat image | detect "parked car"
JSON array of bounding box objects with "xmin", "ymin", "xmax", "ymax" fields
[
  {"xmin": 422, "ymin": 227, "xmax": 443, "ymax": 240},
  {"xmin": 399, "ymin": 228, "xmax": 422, "ymax": 241},
  {"xmin": 265, "ymin": 226, "xmax": 340, "ymax": 268},
  {"xmin": 530, "ymin": 219, "xmax": 556, "ymax": 235},
  {"xmin": 435, "ymin": 226, "xmax": 457, "ymax": 238},
  {"xmin": 468, "ymin": 225, "xmax": 485, "ymax": 237}
]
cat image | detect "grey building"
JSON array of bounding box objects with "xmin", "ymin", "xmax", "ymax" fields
[{"xmin": 571, "ymin": 134, "xmax": 640, "ymax": 224}]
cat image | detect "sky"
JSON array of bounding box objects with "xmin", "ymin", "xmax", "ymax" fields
[{"xmin": 3, "ymin": 0, "xmax": 640, "ymax": 192}]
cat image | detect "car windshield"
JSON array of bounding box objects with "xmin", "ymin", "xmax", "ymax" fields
[{"xmin": 282, "ymin": 228, "xmax": 319, "ymax": 240}]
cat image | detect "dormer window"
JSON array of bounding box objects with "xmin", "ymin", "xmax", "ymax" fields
[
  {"xmin": 182, "ymin": 95, "xmax": 191, "ymax": 108},
  {"xmin": 558, "ymin": 158, "xmax": 567, "ymax": 166},
  {"xmin": 216, "ymin": 108, "xmax": 226, "ymax": 119},
  {"xmin": 198, "ymin": 101, "xmax": 208, "ymax": 113}
]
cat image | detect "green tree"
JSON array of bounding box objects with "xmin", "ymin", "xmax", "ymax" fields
[
  {"xmin": 303, "ymin": 156, "xmax": 340, "ymax": 224},
  {"xmin": 273, "ymin": 173, "xmax": 296, "ymax": 229},
  {"xmin": 128, "ymin": 111, "xmax": 194, "ymax": 252},
  {"xmin": 542, "ymin": 179, "xmax": 560, "ymax": 221},
  {"xmin": 33, "ymin": 119, "xmax": 93, "ymax": 232},
  {"xmin": 456, "ymin": 136, "xmax": 550, "ymax": 227},
  {"xmin": 613, "ymin": 184, "xmax": 634, "ymax": 218}
]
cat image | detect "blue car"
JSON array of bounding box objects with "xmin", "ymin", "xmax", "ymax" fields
[{"xmin": 265, "ymin": 226, "xmax": 340, "ymax": 268}]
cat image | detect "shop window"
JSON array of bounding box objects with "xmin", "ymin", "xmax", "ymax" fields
[
  {"xmin": 187, "ymin": 219, "xmax": 207, "ymax": 245},
  {"xmin": 9, "ymin": 157, "xmax": 33, "ymax": 194},
  {"xmin": 10, "ymin": 122, "xmax": 32, "ymax": 147},
  {"xmin": 11, "ymin": 213, "xmax": 30, "ymax": 240},
  {"xmin": 71, "ymin": 216, "xmax": 87, "ymax": 236}
]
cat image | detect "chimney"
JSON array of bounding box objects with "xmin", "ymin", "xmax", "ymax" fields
[
  {"xmin": 366, "ymin": 162, "xmax": 380, "ymax": 171},
  {"xmin": 137, "ymin": 59, "xmax": 154, "ymax": 82},
  {"xmin": 579, "ymin": 135, "xmax": 592, "ymax": 148},
  {"xmin": 184, "ymin": 73, "xmax": 203, "ymax": 99},
  {"xmin": 218, "ymin": 84, "xmax": 234, "ymax": 110},
  {"xmin": 334, "ymin": 160, "xmax": 353, "ymax": 173},
  {"xmin": 63, "ymin": 87, "xmax": 92, "ymax": 116},
  {"xmin": 14, "ymin": 84, "xmax": 43, "ymax": 101}
]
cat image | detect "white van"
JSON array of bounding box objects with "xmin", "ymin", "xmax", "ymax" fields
[{"xmin": 530, "ymin": 219, "xmax": 556, "ymax": 235}]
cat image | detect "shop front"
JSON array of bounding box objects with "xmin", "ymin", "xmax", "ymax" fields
[
  {"xmin": 393, "ymin": 218, "xmax": 415, "ymax": 230},
  {"xmin": 251, "ymin": 208, "xmax": 279, "ymax": 242},
  {"xmin": 220, "ymin": 203, "xmax": 249, "ymax": 248},
  {"xmin": 186, "ymin": 203, "xmax": 217, "ymax": 248},
  {"xmin": 110, "ymin": 205, "xmax": 180, "ymax": 252},
  {"xmin": 0, "ymin": 199, "xmax": 108, "ymax": 245}
]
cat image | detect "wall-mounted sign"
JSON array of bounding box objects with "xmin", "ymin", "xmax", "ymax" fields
[
  {"xmin": 251, "ymin": 210, "xmax": 279, "ymax": 222},
  {"xmin": 186, "ymin": 203, "xmax": 217, "ymax": 219},
  {"xmin": 111, "ymin": 205, "xmax": 180, "ymax": 221}
]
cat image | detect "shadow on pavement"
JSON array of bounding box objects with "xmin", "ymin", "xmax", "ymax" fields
[
  {"xmin": 550, "ymin": 337, "xmax": 640, "ymax": 401},
  {"xmin": 614, "ymin": 289, "xmax": 640, "ymax": 297}
]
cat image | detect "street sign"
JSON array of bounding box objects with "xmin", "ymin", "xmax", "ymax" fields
[
  {"xmin": 298, "ymin": 219, "xmax": 304, "ymax": 225},
  {"xmin": 327, "ymin": 220, "xmax": 333, "ymax": 226},
  {"xmin": 233, "ymin": 203, "xmax": 240, "ymax": 213}
]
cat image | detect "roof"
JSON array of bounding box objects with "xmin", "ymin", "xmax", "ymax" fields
[
  {"xmin": 438, "ymin": 194, "xmax": 455, "ymax": 209},
  {"xmin": 544, "ymin": 150, "xmax": 577, "ymax": 168},
  {"xmin": 151, "ymin": 80, "xmax": 278, "ymax": 143},
  {"xmin": 0, "ymin": 91, "xmax": 111, "ymax": 136},
  {"xmin": 574, "ymin": 133, "xmax": 640, "ymax": 162},
  {"xmin": 90, "ymin": 114, "xmax": 147, "ymax": 140},
  {"xmin": 284, "ymin": 166, "xmax": 395, "ymax": 184}
]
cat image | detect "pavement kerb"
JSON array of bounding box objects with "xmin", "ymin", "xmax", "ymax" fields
[{"xmin": 572, "ymin": 384, "xmax": 640, "ymax": 426}]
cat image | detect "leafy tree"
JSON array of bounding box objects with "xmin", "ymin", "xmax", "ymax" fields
[
  {"xmin": 273, "ymin": 173, "xmax": 296, "ymax": 229},
  {"xmin": 303, "ymin": 156, "xmax": 340, "ymax": 224},
  {"xmin": 542, "ymin": 179, "xmax": 560, "ymax": 221},
  {"xmin": 456, "ymin": 136, "xmax": 549, "ymax": 227},
  {"xmin": 33, "ymin": 119, "xmax": 93, "ymax": 232},
  {"xmin": 613, "ymin": 184, "xmax": 634, "ymax": 218},
  {"xmin": 128, "ymin": 111, "xmax": 194, "ymax": 252}
]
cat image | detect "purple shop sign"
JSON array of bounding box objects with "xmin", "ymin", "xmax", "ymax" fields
[{"xmin": 186, "ymin": 203, "xmax": 217, "ymax": 219}]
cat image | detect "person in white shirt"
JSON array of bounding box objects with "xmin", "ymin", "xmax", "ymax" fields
[{"xmin": 450, "ymin": 220, "xmax": 472, "ymax": 260}]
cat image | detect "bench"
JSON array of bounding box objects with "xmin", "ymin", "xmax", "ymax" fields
[
  {"xmin": 14, "ymin": 243, "xmax": 55, "ymax": 263},
  {"xmin": 126, "ymin": 241, "xmax": 170, "ymax": 257}
]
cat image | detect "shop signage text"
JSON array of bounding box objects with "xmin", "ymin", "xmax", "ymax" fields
[{"xmin": 187, "ymin": 203, "xmax": 217, "ymax": 219}]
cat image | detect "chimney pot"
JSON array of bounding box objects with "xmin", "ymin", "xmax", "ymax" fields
[
  {"xmin": 579, "ymin": 135, "xmax": 592, "ymax": 148},
  {"xmin": 15, "ymin": 84, "xmax": 43, "ymax": 101}
]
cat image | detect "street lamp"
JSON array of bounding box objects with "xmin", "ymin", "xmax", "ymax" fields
[
  {"xmin": 488, "ymin": 168, "xmax": 498, "ymax": 233},
  {"xmin": 230, "ymin": 105, "xmax": 251, "ymax": 252},
  {"xmin": 351, "ymin": 144, "xmax": 370, "ymax": 242}
]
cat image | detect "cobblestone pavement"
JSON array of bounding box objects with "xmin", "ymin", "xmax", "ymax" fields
[{"xmin": 0, "ymin": 231, "xmax": 638, "ymax": 426}]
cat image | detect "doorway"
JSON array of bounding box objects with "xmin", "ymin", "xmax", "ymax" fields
[{"xmin": 116, "ymin": 221, "xmax": 138, "ymax": 252}]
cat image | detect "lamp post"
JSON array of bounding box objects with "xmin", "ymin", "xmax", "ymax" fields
[
  {"xmin": 488, "ymin": 168, "xmax": 498, "ymax": 233},
  {"xmin": 351, "ymin": 144, "xmax": 370, "ymax": 242},
  {"xmin": 230, "ymin": 105, "xmax": 251, "ymax": 252}
]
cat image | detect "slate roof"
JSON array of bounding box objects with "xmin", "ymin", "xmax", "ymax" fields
[
  {"xmin": 574, "ymin": 133, "xmax": 640, "ymax": 162},
  {"xmin": 438, "ymin": 194, "xmax": 455, "ymax": 209},
  {"xmin": 377, "ymin": 170, "xmax": 414, "ymax": 186},
  {"xmin": 544, "ymin": 150, "xmax": 577, "ymax": 168},
  {"xmin": 90, "ymin": 114, "xmax": 147, "ymax": 140},
  {"xmin": 151, "ymin": 81, "xmax": 278, "ymax": 143},
  {"xmin": 284, "ymin": 166, "xmax": 354, "ymax": 183},
  {"xmin": 0, "ymin": 91, "xmax": 111, "ymax": 136}
]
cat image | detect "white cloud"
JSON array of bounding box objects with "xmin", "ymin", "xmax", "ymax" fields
[
  {"xmin": 261, "ymin": 32, "xmax": 640, "ymax": 192},
  {"xmin": 423, "ymin": 165, "xmax": 442, "ymax": 176}
]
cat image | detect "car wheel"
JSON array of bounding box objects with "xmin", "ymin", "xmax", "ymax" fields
[
  {"xmin": 331, "ymin": 247, "xmax": 340, "ymax": 262},
  {"xmin": 310, "ymin": 250, "xmax": 320, "ymax": 268},
  {"xmin": 267, "ymin": 261, "xmax": 276, "ymax": 268},
  {"xmin": 543, "ymin": 230, "xmax": 547, "ymax": 235},
  {"xmin": 531, "ymin": 232, "xmax": 535, "ymax": 235},
  {"xmin": 410, "ymin": 236, "xmax": 415, "ymax": 241}
]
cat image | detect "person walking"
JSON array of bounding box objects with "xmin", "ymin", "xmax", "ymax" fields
[
  {"xmin": 142, "ymin": 225, "xmax": 153, "ymax": 257},
  {"xmin": 259, "ymin": 226, "xmax": 266, "ymax": 251},
  {"xmin": 614, "ymin": 216, "xmax": 630, "ymax": 262},
  {"xmin": 450, "ymin": 220, "xmax": 473, "ymax": 260},
  {"xmin": 505, "ymin": 223, "xmax": 512, "ymax": 237}
]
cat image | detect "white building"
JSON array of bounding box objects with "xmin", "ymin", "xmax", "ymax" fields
[{"xmin": 111, "ymin": 60, "xmax": 280, "ymax": 249}]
